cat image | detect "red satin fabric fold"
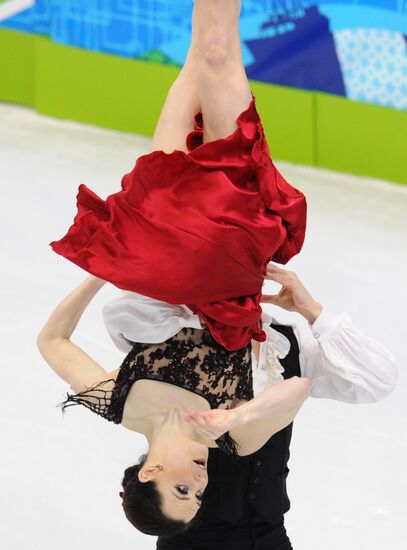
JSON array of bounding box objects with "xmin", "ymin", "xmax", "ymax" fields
[{"xmin": 50, "ymin": 92, "xmax": 307, "ymax": 350}]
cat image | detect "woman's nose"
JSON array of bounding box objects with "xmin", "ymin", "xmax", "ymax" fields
[{"xmin": 194, "ymin": 471, "xmax": 207, "ymax": 484}]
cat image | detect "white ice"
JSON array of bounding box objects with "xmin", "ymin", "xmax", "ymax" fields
[{"xmin": 0, "ymin": 102, "xmax": 406, "ymax": 550}]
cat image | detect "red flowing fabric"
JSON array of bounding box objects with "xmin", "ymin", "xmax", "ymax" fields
[{"xmin": 50, "ymin": 91, "xmax": 307, "ymax": 351}]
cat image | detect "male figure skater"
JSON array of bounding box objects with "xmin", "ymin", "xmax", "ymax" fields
[{"xmin": 157, "ymin": 264, "xmax": 398, "ymax": 550}]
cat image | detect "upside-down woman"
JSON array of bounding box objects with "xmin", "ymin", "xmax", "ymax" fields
[{"xmin": 38, "ymin": 0, "xmax": 309, "ymax": 537}]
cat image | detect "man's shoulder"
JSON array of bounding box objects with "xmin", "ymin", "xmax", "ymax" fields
[{"xmin": 261, "ymin": 310, "xmax": 298, "ymax": 329}]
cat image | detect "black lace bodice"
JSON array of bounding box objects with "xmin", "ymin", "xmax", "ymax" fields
[{"xmin": 60, "ymin": 326, "xmax": 254, "ymax": 455}]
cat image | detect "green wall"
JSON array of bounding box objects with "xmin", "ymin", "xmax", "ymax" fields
[
  {"xmin": 0, "ymin": 27, "xmax": 35, "ymax": 106},
  {"xmin": 250, "ymin": 81, "xmax": 315, "ymax": 166},
  {"xmin": 316, "ymin": 93, "xmax": 407, "ymax": 185},
  {"xmin": 35, "ymin": 35, "xmax": 179, "ymax": 137},
  {"xmin": 1, "ymin": 27, "xmax": 406, "ymax": 184}
]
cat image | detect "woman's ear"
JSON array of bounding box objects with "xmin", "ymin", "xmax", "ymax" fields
[{"xmin": 138, "ymin": 464, "xmax": 161, "ymax": 483}]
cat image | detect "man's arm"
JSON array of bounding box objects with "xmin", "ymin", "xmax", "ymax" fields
[
  {"xmin": 37, "ymin": 276, "xmax": 116, "ymax": 393},
  {"xmin": 294, "ymin": 308, "xmax": 398, "ymax": 403},
  {"xmin": 229, "ymin": 378, "xmax": 309, "ymax": 456},
  {"xmin": 262, "ymin": 262, "xmax": 398, "ymax": 403},
  {"xmin": 186, "ymin": 262, "xmax": 398, "ymax": 451},
  {"xmin": 184, "ymin": 376, "xmax": 310, "ymax": 456}
]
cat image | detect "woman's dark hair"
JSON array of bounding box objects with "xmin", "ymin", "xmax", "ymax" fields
[{"xmin": 121, "ymin": 454, "xmax": 192, "ymax": 536}]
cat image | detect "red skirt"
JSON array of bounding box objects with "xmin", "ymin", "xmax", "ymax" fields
[{"xmin": 50, "ymin": 91, "xmax": 307, "ymax": 351}]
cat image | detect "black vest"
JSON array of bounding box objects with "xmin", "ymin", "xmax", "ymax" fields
[{"xmin": 157, "ymin": 323, "xmax": 301, "ymax": 549}]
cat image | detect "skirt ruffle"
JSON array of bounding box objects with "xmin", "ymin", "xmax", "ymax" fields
[{"xmin": 50, "ymin": 91, "xmax": 307, "ymax": 351}]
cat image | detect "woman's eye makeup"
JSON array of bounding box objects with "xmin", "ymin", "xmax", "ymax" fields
[
  {"xmin": 175, "ymin": 485, "xmax": 189, "ymax": 495},
  {"xmin": 174, "ymin": 486, "xmax": 202, "ymax": 506}
]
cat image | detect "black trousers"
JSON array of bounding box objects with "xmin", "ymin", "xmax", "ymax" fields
[{"xmin": 157, "ymin": 518, "xmax": 293, "ymax": 550}]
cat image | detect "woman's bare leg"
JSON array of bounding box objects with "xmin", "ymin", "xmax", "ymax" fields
[
  {"xmin": 194, "ymin": 0, "xmax": 252, "ymax": 144},
  {"xmin": 148, "ymin": 6, "xmax": 200, "ymax": 154}
]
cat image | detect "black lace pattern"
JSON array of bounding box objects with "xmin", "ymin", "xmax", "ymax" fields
[{"xmin": 59, "ymin": 326, "xmax": 254, "ymax": 455}]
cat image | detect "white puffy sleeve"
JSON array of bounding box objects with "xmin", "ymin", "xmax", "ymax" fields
[
  {"xmin": 295, "ymin": 308, "xmax": 399, "ymax": 404},
  {"xmin": 102, "ymin": 291, "xmax": 202, "ymax": 352}
]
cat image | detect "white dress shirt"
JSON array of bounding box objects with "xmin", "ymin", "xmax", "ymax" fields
[{"xmin": 102, "ymin": 291, "xmax": 398, "ymax": 405}]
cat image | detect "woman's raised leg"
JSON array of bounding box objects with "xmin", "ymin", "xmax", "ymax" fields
[
  {"xmin": 194, "ymin": 0, "xmax": 252, "ymax": 144},
  {"xmin": 148, "ymin": 5, "xmax": 201, "ymax": 154}
]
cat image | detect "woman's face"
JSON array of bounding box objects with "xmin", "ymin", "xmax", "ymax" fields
[{"xmin": 144, "ymin": 441, "xmax": 209, "ymax": 522}]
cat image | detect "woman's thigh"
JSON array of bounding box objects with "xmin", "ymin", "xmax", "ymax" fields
[
  {"xmin": 195, "ymin": 0, "xmax": 252, "ymax": 144},
  {"xmin": 149, "ymin": 74, "xmax": 200, "ymax": 154}
]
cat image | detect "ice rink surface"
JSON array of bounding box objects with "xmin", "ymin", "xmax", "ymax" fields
[{"xmin": 1, "ymin": 103, "xmax": 406, "ymax": 550}]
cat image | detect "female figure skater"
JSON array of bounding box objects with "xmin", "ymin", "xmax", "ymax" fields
[
  {"xmin": 38, "ymin": 275, "xmax": 310, "ymax": 536},
  {"xmin": 39, "ymin": 0, "xmax": 309, "ymax": 537}
]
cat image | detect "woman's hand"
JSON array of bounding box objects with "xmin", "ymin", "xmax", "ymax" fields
[
  {"xmin": 262, "ymin": 263, "xmax": 323, "ymax": 324},
  {"xmin": 183, "ymin": 408, "xmax": 242, "ymax": 440}
]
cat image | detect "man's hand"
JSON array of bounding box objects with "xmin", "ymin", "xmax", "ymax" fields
[{"xmin": 261, "ymin": 263, "xmax": 323, "ymax": 324}]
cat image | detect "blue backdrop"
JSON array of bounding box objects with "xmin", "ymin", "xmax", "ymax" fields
[{"xmin": 1, "ymin": 1, "xmax": 406, "ymax": 110}]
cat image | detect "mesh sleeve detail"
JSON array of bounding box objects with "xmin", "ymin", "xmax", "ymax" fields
[{"xmin": 58, "ymin": 378, "xmax": 117, "ymax": 421}]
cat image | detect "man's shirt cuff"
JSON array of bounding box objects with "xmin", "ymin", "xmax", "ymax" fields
[{"xmin": 308, "ymin": 307, "xmax": 339, "ymax": 339}]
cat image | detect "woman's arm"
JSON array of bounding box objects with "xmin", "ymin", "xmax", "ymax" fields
[{"xmin": 37, "ymin": 275, "xmax": 114, "ymax": 393}]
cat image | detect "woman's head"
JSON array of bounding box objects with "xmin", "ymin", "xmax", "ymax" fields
[{"xmin": 121, "ymin": 444, "xmax": 208, "ymax": 535}]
